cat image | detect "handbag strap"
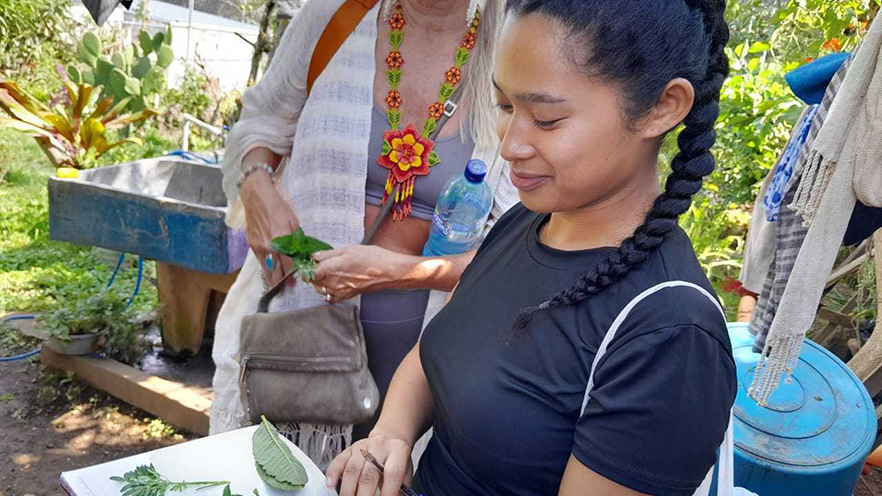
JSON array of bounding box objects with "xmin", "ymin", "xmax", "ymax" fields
[
  {"xmin": 257, "ymin": 87, "xmax": 466, "ymax": 313},
  {"xmin": 307, "ymin": 0, "xmax": 381, "ymax": 95}
]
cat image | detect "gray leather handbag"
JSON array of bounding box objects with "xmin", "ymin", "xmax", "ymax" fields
[{"xmin": 239, "ymin": 299, "xmax": 379, "ymax": 425}]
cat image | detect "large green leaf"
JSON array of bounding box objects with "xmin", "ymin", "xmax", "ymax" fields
[
  {"xmin": 252, "ymin": 417, "xmax": 308, "ymax": 490},
  {"xmin": 76, "ymin": 42, "xmax": 98, "ymax": 67},
  {"xmin": 152, "ymin": 32, "xmax": 165, "ymax": 52},
  {"xmin": 124, "ymin": 76, "xmax": 141, "ymax": 97},
  {"xmin": 96, "ymin": 58, "xmax": 115, "ymax": 84},
  {"xmin": 82, "ymin": 32, "xmax": 101, "ymax": 58},
  {"xmin": 132, "ymin": 56, "xmax": 152, "ymax": 79},
  {"xmin": 139, "ymin": 31, "xmax": 153, "ymax": 55},
  {"xmin": 156, "ymin": 45, "xmax": 174, "ymax": 68},
  {"xmin": 108, "ymin": 68, "xmax": 129, "ymax": 97},
  {"xmin": 111, "ymin": 52, "xmax": 126, "ymax": 69}
]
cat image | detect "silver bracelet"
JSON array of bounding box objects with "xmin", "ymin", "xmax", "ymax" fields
[{"xmin": 237, "ymin": 163, "xmax": 275, "ymax": 189}]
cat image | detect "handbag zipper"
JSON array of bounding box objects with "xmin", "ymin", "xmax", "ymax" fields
[{"xmin": 239, "ymin": 353, "xmax": 355, "ymax": 383}]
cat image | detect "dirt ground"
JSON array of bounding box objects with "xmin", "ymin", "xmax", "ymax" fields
[
  {"xmin": 0, "ymin": 350, "xmax": 191, "ymax": 496},
  {"xmin": 857, "ymin": 467, "xmax": 882, "ymax": 496}
]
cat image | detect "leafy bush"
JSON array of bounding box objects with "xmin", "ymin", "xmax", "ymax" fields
[
  {"xmin": 0, "ymin": 0, "xmax": 76, "ymax": 79},
  {"xmin": 43, "ymin": 291, "xmax": 151, "ymax": 365},
  {"xmin": 0, "ymin": 81, "xmax": 157, "ymax": 169},
  {"xmin": 71, "ymin": 29, "xmax": 174, "ymax": 112}
]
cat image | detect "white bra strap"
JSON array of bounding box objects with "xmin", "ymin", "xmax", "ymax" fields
[{"xmin": 579, "ymin": 281, "xmax": 725, "ymax": 416}]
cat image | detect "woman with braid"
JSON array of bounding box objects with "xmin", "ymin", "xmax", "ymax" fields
[{"xmin": 327, "ymin": 1, "xmax": 736, "ymax": 495}]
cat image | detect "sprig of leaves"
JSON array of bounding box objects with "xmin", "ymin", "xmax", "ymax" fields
[
  {"xmin": 270, "ymin": 228, "xmax": 333, "ymax": 282},
  {"xmin": 110, "ymin": 464, "xmax": 229, "ymax": 496}
]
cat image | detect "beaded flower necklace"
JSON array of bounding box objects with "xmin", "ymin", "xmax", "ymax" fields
[{"xmin": 377, "ymin": 2, "xmax": 481, "ymax": 221}]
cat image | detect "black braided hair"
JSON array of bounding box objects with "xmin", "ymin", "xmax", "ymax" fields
[{"xmin": 506, "ymin": 0, "xmax": 730, "ymax": 331}]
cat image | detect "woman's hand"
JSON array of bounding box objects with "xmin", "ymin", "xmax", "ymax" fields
[
  {"xmin": 311, "ymin": 245, "xmax": 414, "ymax": 302},
  {"xmin": 240, "ymin": 171, "xmax": 299, "ymax": 286},
  {"xmin": 325, "ymin": 431, "xmax": 413, "ymax": 496}
]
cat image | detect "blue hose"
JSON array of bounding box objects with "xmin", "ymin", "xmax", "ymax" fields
[
  {"xmin": 0, "ymin": 314, "xmax": 39, "ymax": 362},
  {"xmin": 1, "ymin": 253, "xmax": 145, "ymax": 363}
]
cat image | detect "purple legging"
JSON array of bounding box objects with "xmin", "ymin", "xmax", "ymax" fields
[{"xmin": 352, "ymin": 288, "xmax": 430, "ymax": 439}]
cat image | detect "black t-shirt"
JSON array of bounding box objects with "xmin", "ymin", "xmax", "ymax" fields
[{"xmin": 414, "ymin": 204, "xmax": 737, "ymax": 496}]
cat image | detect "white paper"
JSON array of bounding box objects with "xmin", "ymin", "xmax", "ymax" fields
[{"xmin": 60, "ymin": 426, "xmax": 337, "ymax": 496}]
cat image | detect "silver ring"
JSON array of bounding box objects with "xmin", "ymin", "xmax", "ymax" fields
[
  {"xmin": 321, "ymin": 286, "xmax": 329, "ymax": 296},
  {"xmin": 323, "ymin": 293, "xmax": 332, "ymax": 303}
]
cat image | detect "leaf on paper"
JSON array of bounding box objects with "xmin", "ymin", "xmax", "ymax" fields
[{"xmin": 252, "ymin": 416, "xmax": 308, "ymax": 491}]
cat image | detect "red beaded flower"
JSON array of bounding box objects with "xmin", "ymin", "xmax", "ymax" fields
[
  {"xmin": 386, "ymin": 51, "xmax": 403, "ymax": 69},
  {"xmin": 428, "ymin": 102, "xmax": 444, "ymax": 120},
  {"xmin": 386, "ymin": 90, "xmax": 402, "ymax": 109},
  {"xmin": 378, "ymin": 124, "xmax": 434, "ymax": 183},
  {"xmin": 460, "ymin": 32, "xmax": 477, "ymax": 50},
  {"xmin": 445, "ymin": 67, "xmax": 462, "ymax": 85},
  {"xmin": 389, "ymin": 12, "xmax": 406, "ymax": 30}
]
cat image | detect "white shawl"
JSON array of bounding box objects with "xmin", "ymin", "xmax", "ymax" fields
[{"xmin": 211, "ymin": 0, "xmax": 518, "ymax": 464}]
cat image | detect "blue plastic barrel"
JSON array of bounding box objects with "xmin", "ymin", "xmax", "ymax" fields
[{"xmin": 728, "ymin": 322, "xmax": 875, "ymax": 496}]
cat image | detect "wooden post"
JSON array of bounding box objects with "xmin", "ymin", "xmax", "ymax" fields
[
  {"xmin": 847, "ymin": 228, "xmax": 882, "ymax": 397},
  {"xmin": 157, "ymin": 262, "xmax": 238, "ymax": 355}
]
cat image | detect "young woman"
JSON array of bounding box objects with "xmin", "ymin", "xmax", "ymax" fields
[{"xmin": 326, "ymin": 0, "xmax": 736, "ymax": 494}]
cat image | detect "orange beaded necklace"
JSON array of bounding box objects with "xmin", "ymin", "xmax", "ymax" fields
[{"xmin": 376, "ymin": 2, "xmax": 481, "ymax": 221}]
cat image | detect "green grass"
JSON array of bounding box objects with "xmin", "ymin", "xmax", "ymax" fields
[{"xmin": 0, "ymin": 128, "xmax": 158, "ymax": 316}]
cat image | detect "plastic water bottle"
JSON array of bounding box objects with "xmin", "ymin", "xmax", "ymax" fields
[{"xmin": 422, "ymin": 159, "xmax": 493, "ymax": 257}]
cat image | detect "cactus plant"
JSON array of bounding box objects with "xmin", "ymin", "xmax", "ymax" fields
[
  {"xmin": 0, "ymin": 81, "xmax": 157, "ymax": 169},
  {"xmin": 70, "ymin": 27, "xmax": 174, "ymax": 113}
]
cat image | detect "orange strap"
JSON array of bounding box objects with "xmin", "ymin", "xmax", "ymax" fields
[{"xmin": 306, "ymin": 0, "xmax": 381, "ymax": 95}]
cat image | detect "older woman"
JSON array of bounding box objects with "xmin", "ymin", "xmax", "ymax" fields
[{"xmin": 211, "ymin": 0, "xmax": 516, "ymax": 465}]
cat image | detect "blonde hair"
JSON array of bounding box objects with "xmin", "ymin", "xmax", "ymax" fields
[{"xmin": 383, "ymin": 0, "xmax": 502, "ymax": 149}]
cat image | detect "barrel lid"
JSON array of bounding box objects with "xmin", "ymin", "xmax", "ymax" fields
[{"xmin": 729, "ymin": 323, "xmax": 875, "ymax": 468}]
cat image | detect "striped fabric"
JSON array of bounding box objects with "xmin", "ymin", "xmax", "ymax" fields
[{"xmin": 749, "ymin": 54, "xmax": 853, "ymax": 353}]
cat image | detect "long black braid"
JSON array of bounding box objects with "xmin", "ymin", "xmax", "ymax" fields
[{"xmin": 507, "ymin": 0, "xmax": 731, "ymax": 331}]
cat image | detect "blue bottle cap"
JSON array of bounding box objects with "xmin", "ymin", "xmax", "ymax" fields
[{"xmin": 464, "ymin": 159, "xmax": 487, "ymax": 183}]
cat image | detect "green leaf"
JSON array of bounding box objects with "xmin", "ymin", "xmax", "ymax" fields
[
  {"xmin": 82, "ymin": 32, "xmax": 101, "ymax": 57},
  {"xmin": 108, "ymin": 68, "xmax": 128, "ymax": 96},
  {"xmin": 386, "ymin": 68, "xmax": 402, "ymax": 90},
  {"xmin": 387, "ymin": 108, "xmax": 401, "ymax": 129},
  {"xmin": 165, "ymin": 25, "xmax": 173, "ymax": 44},
  {"xmin": 132, "ymin": 57, "xmax": 152, "ymax": 79},
  {"xmin": 454, "ymin": 46, "xmax": 470, "ymax": 67},
  {"xmin": 76, "ymin": 42, "xmax": 98, "ymax": 67},
  {"xmin": 67, "ymin": 66, "xmax": 82, "ymax": 85},
  {"xmin": 748, "ymin": 41, "xmax": 771, "ymax": 53},
  {"xmin": 423, "ymin": 118, "xmax": 437, "ymax": 137},
  {"xmin": 381, "ymin": 140, "xmax": 391, "ymax": 155},
  {"xmin": 111, "ymin": 52, "xmax": 126, "ymax": 70},
  {"xmin": 747, "ymin": 57, "xmax": 761, "ymax": 72},
  {"xmin": 152, "ymin": 32, "xmax": 165, "ymax": 52},
  {"xmin": 124, "ymin": 44, "xmax": 135, "ymax": 65},
  {"xmin": 438, "ymin": 83, "xmax": 454, "ymax": 102},
  {"xmin": 139, "ymin": 31, "xmax": 153, "ymax": 55},
  {"xmin": 156, "ymin": 45, "xmax": 174, "ymax": 68},
  {"xmin": 123, "ymin": 76, "xmax": 140, "ymax": 98},
  {"xmin": 389, "ymin": 29, "xmax": 403, "ymax": 49},
  {"xmin": 270, "ymin": 228, "xmax": 333, "ymax": 259},
  {"xmin": 428, "ymin": 150, "xmax": 440, "ymax": 167},
  {"xmin": 96, "ymin": 58, "xmax": 115, "ymax": 85},
  {"xmin": 252, "ymin": 416, "xmax": 308, "ymax": 490}
]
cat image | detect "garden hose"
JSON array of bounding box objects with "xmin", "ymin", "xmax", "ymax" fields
[
  {"xmin": 0, "ymin": 314, "xmax": 39, "ymax": 362},
  {"xmin": 1, "ymin": 253, "xmax": 144, "ymax": 363}
]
